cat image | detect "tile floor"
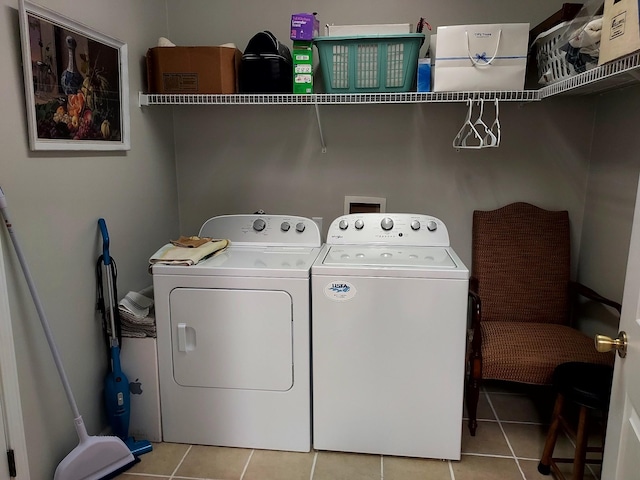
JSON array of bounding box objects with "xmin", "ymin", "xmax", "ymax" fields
[{"xmin": 116, "ymin": 381, "xmax": 604, "ymax": 480}]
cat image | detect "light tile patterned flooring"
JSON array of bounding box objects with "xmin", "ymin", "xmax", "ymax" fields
[{"xmin": 117, "ymin": 382, "xmax": 603, "ymax": 480}]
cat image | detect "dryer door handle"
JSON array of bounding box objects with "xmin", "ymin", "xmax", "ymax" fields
[
  {"xmin": 178, "ymin": 323, "xmax": 187, "ymax": 351},
  {"xmin": 177, "ymin": 323, "xmax": 196, "ymax": 352}
]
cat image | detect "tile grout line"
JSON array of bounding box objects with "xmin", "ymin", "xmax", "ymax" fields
[
  {"xmin": 485, "ymin": 390, "xmax": 527, "ymax": 480},
  {"xmin": 239, "ymin": 449, "xmax": 254, "ymax": 480},
  {"xmin": 309, "ymin": 451, "xmax": 318, "ymax": 480},
  {"xmin": 448, "ymin": 460, "xmax": 456, "ymax": 480},
  {"xmin": 169, "ymin": 445, "xmax": 192, "ymax": 479},
  {"xmin": 380, "ymin": 455, "xmax": 384, "ymax": 480}
]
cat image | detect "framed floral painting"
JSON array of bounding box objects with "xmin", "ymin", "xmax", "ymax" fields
[{"xmin": 18, "ymin": 0, "xmax": 130, "ymax": 151}]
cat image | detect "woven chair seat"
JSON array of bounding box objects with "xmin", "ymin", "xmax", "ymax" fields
[{"xmin": 481, "ymin": 322, "xmax": 614, "ymax": 385}]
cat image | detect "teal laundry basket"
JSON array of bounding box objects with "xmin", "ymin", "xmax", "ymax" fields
[{"xmin": 314, "ymin": 33, "xmax": 425, "ymax": 93}]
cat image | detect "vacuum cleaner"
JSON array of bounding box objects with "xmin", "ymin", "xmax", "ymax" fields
[
  {"xmin": 97, "ymin": 218, "xmax": 152, "ymax": 457},
  {"xmin": 0, "ymin": 186, "xmax": 138, "ymax": 480}
]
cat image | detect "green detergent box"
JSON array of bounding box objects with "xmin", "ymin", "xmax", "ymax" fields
[{"xmin": 293, "ymin": 41, "xmax": 313, "ymax": 94}]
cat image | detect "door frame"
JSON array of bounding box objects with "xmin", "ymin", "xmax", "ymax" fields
[{"xmin": 0, "ymin": 232, "xmax": 30, "ymax": 479}]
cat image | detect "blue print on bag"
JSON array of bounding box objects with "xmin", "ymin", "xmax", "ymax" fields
[{"xmin": 474, "ymin": 52, "xmax": 489, "ymax": 63}]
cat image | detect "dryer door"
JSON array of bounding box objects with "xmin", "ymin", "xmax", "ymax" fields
[{"xmin": 169, "ymin": 288, "xmax": 293, "ymax": 391}]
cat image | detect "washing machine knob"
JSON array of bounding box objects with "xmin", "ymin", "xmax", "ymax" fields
[
  {"xmin": 427, "ymin": 220, "xmax": 437, "ymax": 232},
  {"xmin": 355, "ymin": 219, "xmax": 364, "ymax": 230},
  {"xmin": 253, "ymin": 219, "xmax": 266, "ymax": 231},
  {"xmin": 339, "ymin": 219, "xmax": 349, "ymax": 230},
  {"xmin": 381, "ymin": 217, "xmax": 394, "ymax": 231},
  {"xmin": 411, "ymin": 220, "xmax": 421, "ymax": 231},
  {"xmin": 296, "ymin": 222, "xmax": 306, "ymax": 233},
  {"xmin": 281, "ymin": 222, "xmax": 290, "ymax": 232}
]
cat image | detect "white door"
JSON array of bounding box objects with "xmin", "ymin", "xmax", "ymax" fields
[
  {"xmin": 601, "ymin": 179, "xmax": 640, "ymax": 478},
  {"xmin": 0, "ymin": 232, "xmax": 29, "ymax": 480},
  {"xmin": 0, "ymin": 393, "xmax": 7, "ymax": 480}
]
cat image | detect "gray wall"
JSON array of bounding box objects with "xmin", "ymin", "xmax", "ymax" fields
[
  {"xmin": 2, "ymin": 0, "xmax": 639, "ymax": 477},
  {"xmin": 0, "ymin": 1, "xmax": 176, "ymax": 478},
  {"xmin": 577, "ymin": 85, "xmax": 640, "ymax": 338}
]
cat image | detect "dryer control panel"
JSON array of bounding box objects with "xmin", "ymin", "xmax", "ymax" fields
[
  {"xmin": 326, "ymin": 213, "xmax": 450, "ymax": 246},
  {"xmin": 199, "ymin": 214, "xmax": 322, "ymax": 247}
]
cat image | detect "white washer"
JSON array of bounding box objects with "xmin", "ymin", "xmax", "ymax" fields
[
  {"xmin": 311, "ymin": 213, "xmax": 469, "ymax": 460},
  {"xmin": 152, "ymin": 214, "xmax": 322, "ymax": 452}
]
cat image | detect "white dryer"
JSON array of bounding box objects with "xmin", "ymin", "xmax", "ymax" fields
[
  {"xmin": 152, "ymin": 214, "xmax": 322, "ymax": 452},
  {"xmin": 311, "ymin": 213, "xmax": 469, "ymax": 460}
]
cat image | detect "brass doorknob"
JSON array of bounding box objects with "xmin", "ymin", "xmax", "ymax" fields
[{"xmin": 594, "ymin": 331, "xmax": 627, "ymax": 358}]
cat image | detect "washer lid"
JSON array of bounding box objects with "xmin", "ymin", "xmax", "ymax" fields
[
  {"xmin": 152, "ymin": 245, "xmax": 322, "ymax": 277},
  {"xmin": 314, "ymin": 245, "xmax": 469, "ymax": 279}
]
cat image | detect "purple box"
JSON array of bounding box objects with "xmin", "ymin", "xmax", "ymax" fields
[{"xmin": 291, "ymin": 13, "xmax": 319, "ymax": 40}]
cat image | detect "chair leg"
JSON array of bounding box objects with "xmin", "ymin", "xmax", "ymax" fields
[
  {"xmin": 466, "ymin": 355, "xmax": 482, "ymax": 436},
  {"xmin": 538, "ymin": 393, "xmax": 565, "ymax": 475},
  {"xmin": 572, "ymin": 406, "xmax": 590, "ymax": 480}
]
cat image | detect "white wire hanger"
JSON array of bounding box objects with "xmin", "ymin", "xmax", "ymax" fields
[
  {"xmin": 453, "ymin": 99, "xmax": 484, "ymax": 149},
  {"xmin": 453, "ymin": 98, "xmax": 501, "ymax": 150}
]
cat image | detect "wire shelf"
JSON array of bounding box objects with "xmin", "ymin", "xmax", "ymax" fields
[
  {"xmin": 539, "ymin": 51, "xmax": 640, "ymax": 97},
  {"xmin": 139, "ymin": 90, "xmax": 541, "ymax": 106},
  {"xmin": 139, "ymin": 50, "xmax": 640, "ymax": 106},
  {"xmin": 138, "ymin": 51, "xmax": 640, "ymax": 152}
]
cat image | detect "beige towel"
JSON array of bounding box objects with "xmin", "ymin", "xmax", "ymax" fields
[{"xmin": 149, "ymin": 239, "xmax": 230, "ymax": 266}]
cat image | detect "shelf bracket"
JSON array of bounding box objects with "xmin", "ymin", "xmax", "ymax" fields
[
  {"xmin": 314, "ymin": 103, "xmax": 327, "ymax": 153},
  {"xmin": 138, "ymin": 92, "xmax": 149, "ymax": 107}
]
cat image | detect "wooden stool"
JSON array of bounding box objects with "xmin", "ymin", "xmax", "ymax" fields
[{"xmin": 538, "ymin": 362, "xmax": 613, "ymax": 480}]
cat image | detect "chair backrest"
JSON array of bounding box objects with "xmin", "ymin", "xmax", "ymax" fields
[{"xmin": 472, "ymin": 202, "xmax": 571, "ymax": 324}]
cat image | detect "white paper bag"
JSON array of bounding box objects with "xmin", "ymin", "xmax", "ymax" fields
[
  {"xmin": 599, "ymin": 0, "xmax": 640, "ymax": 65},
  {"xmin": 434, "ymin": 23, "xmax": 529, "ymax": 91}
]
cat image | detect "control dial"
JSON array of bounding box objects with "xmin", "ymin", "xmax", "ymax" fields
[
  {"xmin": 355, "ymin": 219, "xmax": 364, "ymax": 230},
  {"xmin": 253, "ymin": 219, "xmax": 266, "ymax": 232},
  {"xmin": 381, "ymin": 217, "xmax": 394, "ymax": 231},
  {"xmin": 296, "ymin": 222, "xmax": 306, "ymax": 233},
  {"xmin": 427, "ymin": 220, "xmax": 437, "ymax": 232},
  {"xmin": 280, "ymin": 222, "xmax": 290, "ymax": 232},
  {"xmin": 339, "ymin": 219, "xmax": 349, "ymax": 230},
  {"xmin": 411, "ymin": 220, "xmax": 421, "ymax": 231}
]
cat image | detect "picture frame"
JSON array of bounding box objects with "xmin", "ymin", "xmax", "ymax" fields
[{"xmin": 18, "ymin": 0, "xmax": 130, "ymax": 151}]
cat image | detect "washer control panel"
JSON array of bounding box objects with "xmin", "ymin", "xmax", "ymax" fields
[
  {"xmin": 199, "ymin": 214, "xmax": 321, "ymax": 247},
  {"xmin": 327, "ymin": 213, "xmax": 450, "ymax": 246}
]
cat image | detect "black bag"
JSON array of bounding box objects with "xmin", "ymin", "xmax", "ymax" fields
[{"xmin": 239, "ymin": 31, "xmax": 293, "ymax": 93}]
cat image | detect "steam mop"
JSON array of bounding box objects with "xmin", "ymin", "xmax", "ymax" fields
[
  {"xmin": 98, "ymin": 218, "xmax": 152, "ymax": 457},
  {"xmin": 0, "ymin": 186, "xmax": 138, "ymax": 480}
]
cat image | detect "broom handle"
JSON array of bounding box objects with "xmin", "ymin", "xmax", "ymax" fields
[{"xmin": 0, "ymin": 187, "xmax": 82, "ymax": 420}]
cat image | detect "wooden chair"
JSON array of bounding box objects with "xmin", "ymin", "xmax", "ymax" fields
[{"xmin": 466, "ymin": 202, "xmax": 620, "ymax": 436}]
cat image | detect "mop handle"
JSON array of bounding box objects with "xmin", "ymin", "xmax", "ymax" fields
[
  {"xmin": 98, "ymin": 218, "xmax": 111, "ymax": 265},
  {"xmin": 0, "ymin": 187, "xmax": 82, "ymax": 420},
  {"xmin": 98, "ymin": 218, "xmax": 119, "ymax": 347}
]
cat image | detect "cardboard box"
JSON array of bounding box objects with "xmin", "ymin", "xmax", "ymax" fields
[
  {"xmin": 291, "ymin": 13, "xmax": 319, "ymax": 40},
  {"xmin": 599, "ymin": 0, "xmax": 640, "ymax": 65},
  {"xmin": 146, "ymin": 46, "xmax": 241, "ymax": 94},
  {"xmin": 325, "ymin": 23, "xmax": 412, "ymax": 36},
  {"xmin": 293, "ymin": 42, "xmax": 313, "ymax": 94}
]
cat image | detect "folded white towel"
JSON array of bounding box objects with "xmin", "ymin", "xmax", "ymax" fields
[
  {"xmin": 119, "ymin": 291, "xmax": 154, "ymax": 318},
  {"xmin": 149, "ymin": 238, "xmax": 230, "ymax": 266}
]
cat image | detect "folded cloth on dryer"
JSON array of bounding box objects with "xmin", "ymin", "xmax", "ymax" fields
[
  {"xmin": 170, "ymin": 235, "xmax": 213, "ymax": 248},
  {"xmin": 149, "ymin": 238, "xmax": 230, "ymax": 266}
]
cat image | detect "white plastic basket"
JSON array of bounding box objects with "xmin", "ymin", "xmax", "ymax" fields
[
  {"xmin": 533, "ymin": 21, "xmax": 578, "ymax": 85},
  {"xmin": 533, "ymin": 16, "xmax": 603, "ymax": 86}
]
